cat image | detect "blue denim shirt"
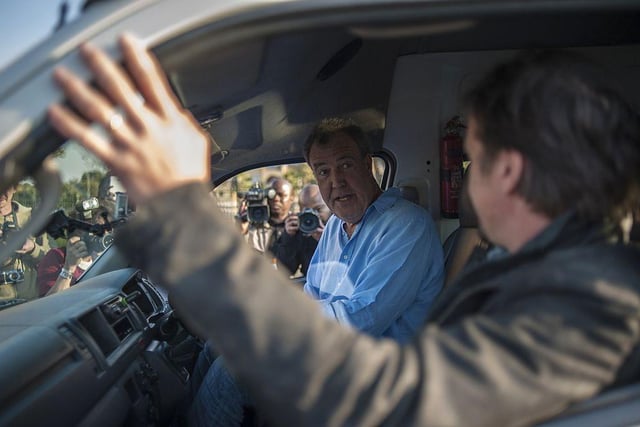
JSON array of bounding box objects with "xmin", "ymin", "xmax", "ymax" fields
[{"xmin": 304, "ymin": 188, "xmax": 444, "ymax": 343}]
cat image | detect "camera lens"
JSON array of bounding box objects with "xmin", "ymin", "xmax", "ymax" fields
[
  {"xmin": 298, "ymin": 210, "xmax": 320, "ymax": 235},
  {"xmin": 248, "ymin": 205, "xmax": 270, "ymax": 224}
]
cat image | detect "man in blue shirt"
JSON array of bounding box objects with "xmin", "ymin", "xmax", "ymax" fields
[
  {"xmin": 303, "ymin": 117, "xmax": 444, "ymax": 343},
  {"xmin": 186, "ymin": 118, "xmax": 444, "ymax": 426}
]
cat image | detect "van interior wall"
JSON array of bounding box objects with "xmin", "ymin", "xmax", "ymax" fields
[
  {"xmin": 383, "ymin": 49, "xmax": 514, "ymax": 242},
  {"xmin": 383, "ymin": 45, "xmax": 640, "ymax": 243}
]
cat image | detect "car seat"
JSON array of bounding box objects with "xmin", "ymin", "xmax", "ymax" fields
[{"xmin": 441, "ymin": 167, "xmax": 490, "ymax": 287}]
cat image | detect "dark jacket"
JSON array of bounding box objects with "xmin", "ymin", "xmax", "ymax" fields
[
  {"xmin": 118, "ymin": 184, "xmax": 640, "ymax": 427},
  {"xmin": 271, "ymin": 230, "xmax": 317, "ymax": 276}
]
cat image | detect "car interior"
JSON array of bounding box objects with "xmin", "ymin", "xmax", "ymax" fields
[{"xmin": 0, "ymin": 1, "xmax": 639, "ymax": 426}]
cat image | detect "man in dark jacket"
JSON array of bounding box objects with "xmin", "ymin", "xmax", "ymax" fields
[
  {"xmin": 243, "ymin": 177, "xmax": 294, "ymax": 257},
  {"xmin": 272, "ymin": 183, "xmax": 330, "ymax": 277},
  {"xmin": 49, "ymin": 37, "xmax": 640, "ymax": 427}
]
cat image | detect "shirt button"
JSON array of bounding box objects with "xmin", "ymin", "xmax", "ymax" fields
[{"xmin": 343, "ymin": 255, "xmax": 349, "ymax": 260}]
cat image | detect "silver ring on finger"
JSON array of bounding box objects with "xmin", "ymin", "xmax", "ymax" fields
[{"xmin": 108, "ymin": 109, "xmax": 125, "ymax": 132}]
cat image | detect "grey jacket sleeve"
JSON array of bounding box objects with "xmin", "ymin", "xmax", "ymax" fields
[{"xmin": 117, "ymin": 183, "xmax": 639, "ymax": 427}]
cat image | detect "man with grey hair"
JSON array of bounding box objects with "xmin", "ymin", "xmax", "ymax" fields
[{"xmin": 186, "ymin": 118, "xmax": 444, "ymax": 425}]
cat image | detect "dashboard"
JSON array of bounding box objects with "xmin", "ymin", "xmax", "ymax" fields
[{"xmin": 0, "ymin": 268, "xmax": 196, "ymax": 426}]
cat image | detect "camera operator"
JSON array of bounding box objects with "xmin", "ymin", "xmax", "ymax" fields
[
  {"xmin": 244, "ymin": 177, "xmax": 293, "ymax": 260},
  {"xmin": 272, "ymin": 183, "xmax": 330, "ymax": 276},
  {"xmin": 37, "ymin": 206, "xmax": 109, "ymax": 297},
  {"xmin": 98, "ymin": 174, "xmax": 126, "ymax": 220},
  {"xmin": 0, "ymin": 185, "xmax": 49, "ymax": 302}
]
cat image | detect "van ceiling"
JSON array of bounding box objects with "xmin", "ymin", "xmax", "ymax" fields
[{"xmin": 154, "ymin": 2, "xmax": 640, "ymax": 183}]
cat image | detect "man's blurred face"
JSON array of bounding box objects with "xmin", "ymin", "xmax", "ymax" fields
[
  {"xmin": 268, "ymin": 179, "xmax": 293, "ymax": 221},
  {"xmin": 308, "ymin": 133, "xmax": 379, "ymax": 225},
  {"xmin": 299, "ymin": 185, "xmax": 331, "ymax": 223},
  {"xmin": 0, "ymin": 187, "xmax": 16, "ymax": 213}
]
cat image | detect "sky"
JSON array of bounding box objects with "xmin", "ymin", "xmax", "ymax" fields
[
  {"xmin": 0, "ymin": 0, "xmax": 103, "ymax": 182},
  {"xmin": 0, "ymin": 0, "xmax": 84, "ymax": 71}
]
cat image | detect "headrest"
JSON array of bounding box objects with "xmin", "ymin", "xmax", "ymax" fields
[
  {"xmin": 395, "ymin": 177, "xmax": 430, "ymax": 210},
  {"xmin": 398, "ymin": 185, "xmax": 420, "ymax": 206}
]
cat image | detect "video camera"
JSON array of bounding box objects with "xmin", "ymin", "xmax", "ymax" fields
[
  {"xmin": 74, "ymin": 197, "xmax": 113, "ymax": 254},
  {"xmin": 298, "ymin": 208, "xmax": 321, "ymax": 234},
  {"xmin": 240, "ymin": 182, "xmax": 276, "ymax": 224},
  {"xmin": 82, "ymin": 233, "xmax": 115, "ymax": 255},
  {"xmin": 42, "ymin": 193, "xmax": 130, "ymax": 253},
  {"xmin": 75, "ymin": 197, "xmax": 100, "ymax": 219}
]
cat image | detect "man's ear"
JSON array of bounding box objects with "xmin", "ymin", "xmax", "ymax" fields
[
  {"xmin": 495, "ymin": 149, "xmax": 524, "ymax": 195},
  {"xmin": 364, "ymin": 154, "xmax": 373, "ymax": 171}
]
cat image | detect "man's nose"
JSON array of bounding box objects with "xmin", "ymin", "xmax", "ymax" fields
[{"xmin": 330, "ymin": 168, "xmax": 345, "ymax": 187}]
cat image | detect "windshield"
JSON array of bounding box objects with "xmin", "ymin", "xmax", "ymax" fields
[{"xmin": 0, "ymin": 140, "xmax": 118, "ymax": 309}]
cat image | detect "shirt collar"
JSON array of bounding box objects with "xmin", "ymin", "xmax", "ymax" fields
[
  {"xmin": 487, "ymin": 212, "xmax": 574, "ymax": 261},
  {"xmin": 517, "ymin": 211, "xmax": 574, "ymax": 254},
  {"xmin": 337, "ymin": 187, "xmax": 397, "ymax": 238},
  {"xmin": 341, "ymin": 187, "xmax": 398, "ymax": 221},
  {"xmin": 368, "ymin": 187, "xmax": 400, "ymax": 215}
]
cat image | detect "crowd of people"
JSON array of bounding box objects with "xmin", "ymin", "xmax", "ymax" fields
[{"xmin": 0, "ymin": 176, "xmax": 122, "ymax": 304}]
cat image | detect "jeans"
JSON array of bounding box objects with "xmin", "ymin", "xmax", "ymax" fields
[
  {"xmin": 188, "ymin": 341, "xmax": 218, "ymax": 403},
  {"xmin": 188, "ymin": 351, "xmax": 253, "ymax": 427}
]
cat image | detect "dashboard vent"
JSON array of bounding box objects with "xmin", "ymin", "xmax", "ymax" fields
[{"xmin": 122, "ymin": 272, "xmax": 167, "ymax": 319}]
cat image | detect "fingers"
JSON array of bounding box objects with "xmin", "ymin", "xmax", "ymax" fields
[
  {"xmin": 48, "ymin": 104, "xmax": 116, "ymax": 165},
  {"xmin": 70, "ymin": 240, "xmax": 89, "ymax": 256},
  {"xmin": 51, "ymin": 66, "xmax": 137, "ymax": 144},
  {"xmin": 15, "ymin": 239, "xmax": 35, "ymax": 254},
  {"xmin": 78, "ymin": 42, "xmax": 146, "ymax": 130},
  {"xmin": 119, "ymin": 33, "xmax": 181, "ymax": 116},
  {"xmin": 285, "ymin": 214, "xmax": 298, "ymax": 224},
  {"xmin": 285, "ymin": 216, "xmax": 299, "ymax": 235},
  {"xmin": 49, "ymin": 34, "xmax": 212, "ymax": 203},
  {"xmin": 67, "ymin": 240, "xmax": 89, "ymax": 265}
]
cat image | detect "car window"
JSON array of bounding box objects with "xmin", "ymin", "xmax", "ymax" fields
[
  {"xmin": 0, "ymin": 151, "xmax": 383, "ymax": 308},
  {"xmin": 0, "ymin": 141, "xmax": 116, "ymax": 309},
  {"xmin": 214, "ymin": 163, "xmax": 316, "ymax": 222},
  {"xmin": 214, "ymin": 157, "xmax": 388, "ymax": 223}
]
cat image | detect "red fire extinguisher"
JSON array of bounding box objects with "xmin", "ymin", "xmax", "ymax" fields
[{"xmin": 440, "ymin": 116, "xmax": 465, "ymax": 218}]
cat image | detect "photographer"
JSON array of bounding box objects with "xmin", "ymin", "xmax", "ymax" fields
[
  {"xmin": 38, "ymin": 204, "xmax": 112, "ymax": 297},
  {"xmin": 272, "ymin": 183, "xmax": 330, "ymax": 276},
  {"xmin": 244, "ymin": 177, "xmax": 293, "ymax": 259},
  {"xmin": 0, "ymin": 185, "xmax": 48, "ymax": 302},
  {"xmin": 98, "ymin": 174, "xmax": 125, "ymax": 220}
]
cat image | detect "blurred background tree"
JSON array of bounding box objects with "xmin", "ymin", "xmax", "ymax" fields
[{"xmin": 13, "ymin": 170, "xmax": 105, "ymax": 211}]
